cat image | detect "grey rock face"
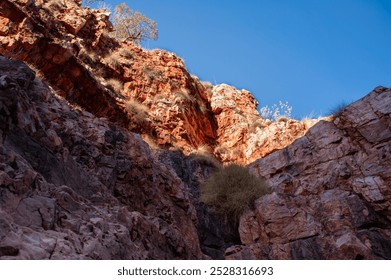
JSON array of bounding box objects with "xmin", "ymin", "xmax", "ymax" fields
[
  {"xmin": 227, "ymin": 87, "xmax": 391, "ymax": 260},
  {"xmin": 0, "ymin": 56, "xmax": 204, "ymax": 259}
]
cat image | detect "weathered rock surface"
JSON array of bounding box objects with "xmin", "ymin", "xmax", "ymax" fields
[
  {"xmin": 0, "ymin": 0, "xmax": 217, "ymax": 153},
  {"xmin": 0, "ymin": 56, "xmax": 204, "ymax": 259},
  {"xmin": 0, "ymin": 0, "xmax": 316, "ymax": 164},
  {"xmin": 210, "ymin": 84, "xmax": 318, "ymax": 164},
  {"xmin": 227, "ymin": 86, "xmax": 391, "ymax": 260},
  {"xmin": 4, "ymin": 0, "xmax": 390, "ymax": 261}
]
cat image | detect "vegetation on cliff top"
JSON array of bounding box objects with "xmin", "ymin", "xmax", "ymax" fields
[{"xmin": 86, "ymin": 1, "xmax": 158, "ymax": 45}]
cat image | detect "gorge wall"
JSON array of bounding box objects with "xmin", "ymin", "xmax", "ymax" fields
[
  {"xmin": 227, "ymin": 87, "xmax": 391, "ymax": 259},
  {"xmin": 1, "ymin": 0, "xmax": 390, "ymax": 260},
  {"xmin": 0, "ymin": 56, "xmax": 205, "ymax": 259},
  {"xmin": 0, "ymin": 0, "xmax": 316, "ymax": 165}
]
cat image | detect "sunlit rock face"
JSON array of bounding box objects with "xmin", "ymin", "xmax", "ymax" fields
[
  {"xmin": 0, "ymin": 0, "xmax": 317, "ymax": 165},
  {"xmin": 209, "ymin": 84, "xmax": 318, "ymax": 165}
]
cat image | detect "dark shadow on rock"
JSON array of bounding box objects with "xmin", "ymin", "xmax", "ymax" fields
[{"xmin": 155, "ymin": 149, "xmax": 238, "ymax": 259}]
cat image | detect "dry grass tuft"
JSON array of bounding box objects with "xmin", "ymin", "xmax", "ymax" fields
[
  {"xmin": 190, "ymin": 153, "xmax": 222, "ymax": 170},
  {"xmin": 78, "ymin": 49, "xmax": 99, "ymax": 64},
  {"xmin": 25, "ymin": 62, "xmax": 44, "ymax": 78},
  {"xmin": 103, "ymin": 54, "xmax": 122, "ymax": 70},
  {"xmin": 201, "ymin": 81, "xmax": 213, "ymax": 88},
  {"xmin": 105, "ymin": 78, "xmax": 123, "ymax": 94},
  {"xmin": 142, "ymin": 66, "xmax": 164, "ymax": 82},
  {"xmin": 248, "ymin": 118, "xmax": 266, "ymax": 134},
  {"xmin": 329, "ymin": 102, "xmax": 349, "ymax": 120},
  {"xmin": 189, "ymin": 145, "xmax": 222, "ymax": 169},
  {"xmin": 173, "ymin": 89, "xmax": 197, "ymax": 104},
  {"xmin": 119, "ymin": 48, "xmax": 134, "ymax": 60},
  {"xmin": 201, "ymin": 81, "xmax": 213, "ymax": 99},
  {"xmin": 125, "ymin": 99, "xmax": 149, "ymax": 125},
  {"xmin": 276, "ymin": 116, "xmax": 289, "ymax": 122}
]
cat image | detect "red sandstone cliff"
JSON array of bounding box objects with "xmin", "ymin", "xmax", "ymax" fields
[
  {"xmin": 209, "ymin": 84, "xmax": 319, "ymax": 164},
  {"xmin": 0, "ymin": 0, "xmax": 315, "ymax": 164},
  {"xmin": 1, "ymin": 0, "xmax": 390, "ymax": 260}
]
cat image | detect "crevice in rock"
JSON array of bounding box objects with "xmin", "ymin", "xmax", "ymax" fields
[
  {"xmin": 155, "ymin": 149, "xmax": 237, "ymax": 259},
  {"xmin": 48, "ymin": 238, "xmax": 57, "ymax": 260}
]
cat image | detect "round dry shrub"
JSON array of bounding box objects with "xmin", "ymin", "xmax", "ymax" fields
[{"xmin": 200, "ymin": 164, "xmax": 270, "ymax": 235}]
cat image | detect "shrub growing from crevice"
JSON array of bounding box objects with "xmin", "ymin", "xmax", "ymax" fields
[
  {"xmin": 200, "ymin": 164, "xmax": 270, "ymax": 241},
  {"xmin": 85, "ymin": 1, "xmax": 158, "ymax": 45},
  {"xmin": 119, "ymin": 48, "xmax": 133, "ymax": 60},
  {"xmin": 111, "ymin": 3, "xmax": 158, "ymax": 45}
]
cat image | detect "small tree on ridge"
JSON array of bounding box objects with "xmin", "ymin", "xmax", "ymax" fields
[{"xmin": 112, "ymin": 2, "xmax": 158, "ymax": 45}]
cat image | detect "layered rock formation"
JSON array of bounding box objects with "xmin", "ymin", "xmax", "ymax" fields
[
  {"xmin": 0, "ymin": 56, "xmax": 204, "ymax": 259},
  {"xmin": 0, "ymin": 0, "xmax": 315, "ymax": 164},
  {"xmin": 227, "ymin": 86, "xmax": 391, "ymax": 259}
]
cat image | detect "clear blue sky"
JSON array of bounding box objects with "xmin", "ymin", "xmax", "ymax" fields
[{"xmin": 85, "ymin": 0, "xmax": 391, "ymax": 119}]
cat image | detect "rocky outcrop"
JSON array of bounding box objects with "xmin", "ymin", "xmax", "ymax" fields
[
  {"xmin": 0, "ymin": 0, "xmax": 318, "ymax": 260},
  {"xmin": 3, "ymin": 56, "xmax": 390, "ymax": 260},
  {"xmin": 0, "ymin": 0, "xmax": 131, "ymax": 125},
  {"xmin": 0, "ymin": 0, "xmax": 217, "ymax": 153},
  {"xmin": 210, "ymin": 84, "xmax": 318, "ymax": 164},
  {"xmin": 0, "ymin": 56, "xmax": 204, "ymax": 259},
  {"xmin": 6, "ymin": 0, "xmax": 390, "ymax": 261},
  {"xmin": 0, "ymin": 0, "xmax": 316, "ymax": 164},
  {"xmin": 227, "ymin": 86, "xmax": 391, "ymax": 260}
]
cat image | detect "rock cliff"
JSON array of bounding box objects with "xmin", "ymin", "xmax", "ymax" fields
[
  {"xmin": 210, "ymin": 84, "xmax": 318, "ymax": 164},
  {"xmin": 0, "ymin": 56, "xmax": 204, "ymax": 259},
  {"xmin": 227, "ymin": 87, "xmax": 391, "ymax": 259},
  {"xmin": 1, "ymin": 0, "xmax": 390, "ymax": 260},
  {"xmin": 0, "ymin": 0, "xmax": 314, "ymax": 164}
]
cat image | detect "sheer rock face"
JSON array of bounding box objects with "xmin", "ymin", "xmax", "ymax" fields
[
  {"xmin": 227, "ymin": 86, "xmax": 391, "ymax": 260},
  {"xmin": 0, "ymin": 0, "xmax": 316, "ymax": 164},
  {"xmin": 0, "ymin": 56, "xmax": 204, "ymax": 259}
]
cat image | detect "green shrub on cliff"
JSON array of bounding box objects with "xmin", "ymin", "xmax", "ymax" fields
[{"xmin": 200, "ymin": 164, "xmax": 270, "ymax": 235}]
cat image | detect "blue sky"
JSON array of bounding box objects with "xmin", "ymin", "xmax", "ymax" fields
[{"xmin": 85, "ymin": 0, "xmax": 391, "ymax": 119}]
